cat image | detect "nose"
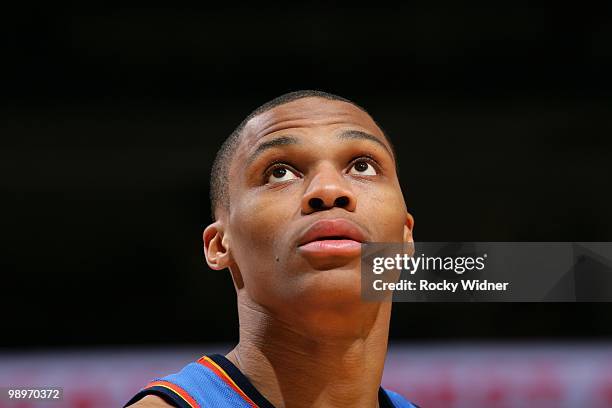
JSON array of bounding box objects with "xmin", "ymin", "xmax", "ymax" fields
[{"xmin": 301, "ymin": 163, "xmax": 357, "ymax": 214}]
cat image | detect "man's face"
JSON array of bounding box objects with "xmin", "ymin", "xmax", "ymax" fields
[{"xmin": 221, "ymin": 97, "xmax": 413, "ymax": 321}]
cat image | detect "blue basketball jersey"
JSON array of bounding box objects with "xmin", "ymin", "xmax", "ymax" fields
[{"xmin": 124, "ymin": 354, "xmax": 418, "ymax": 408}]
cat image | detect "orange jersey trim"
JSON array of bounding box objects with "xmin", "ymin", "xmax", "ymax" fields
[
  {"xmin": 197, "ymin": 356, "xmax": 259, "ymax": 408},
  {"xmin": 145, "ymin": 379, "xmax": 200, "ymax": 408}
]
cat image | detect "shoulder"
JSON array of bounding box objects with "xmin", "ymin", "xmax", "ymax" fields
[{"xmin": 126, "ymin": 395, "xmax": 174, "ymax": 408}]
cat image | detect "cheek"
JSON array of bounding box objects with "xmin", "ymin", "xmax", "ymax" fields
[
  {"xmin": 228, "ymin": 191, "xmax": 299, "ymax": 306},
  {"xmin": 357, "ymin": 185, "xmax": 407, "ymax": 240},
  {"xmin": 229, "ymin": 191, "xmax": 295, "ymax": 266}
]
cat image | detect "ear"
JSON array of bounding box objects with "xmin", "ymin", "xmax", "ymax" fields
[
  {"xmin": 203, "ymin": 221, "xmax": 232, "ymax": 270},
  {"xmin": 403, "ymin": 211, "xmax": 414, "ymax": 244}
]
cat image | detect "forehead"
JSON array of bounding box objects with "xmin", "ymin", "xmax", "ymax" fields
[{"xmin": 238, "ymin": 97, "xmax": 386, "ymax": 152}]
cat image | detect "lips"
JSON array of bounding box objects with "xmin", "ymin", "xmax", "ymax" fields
[{"xmin": 297, "ymin": 218, "xmax": 366, "ymax": 259}]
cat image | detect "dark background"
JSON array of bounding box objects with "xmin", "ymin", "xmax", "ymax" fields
[{"xmin": 2, "ymin": 4, "xmax": 612, "ymax": 349}]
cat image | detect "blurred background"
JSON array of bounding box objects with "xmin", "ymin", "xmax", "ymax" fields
[{"xmin": 1, "ymin": 3, "xmax": 612, "ymax": 407}]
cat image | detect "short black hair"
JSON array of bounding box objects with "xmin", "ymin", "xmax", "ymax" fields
[{"xmin": 209, "ymin": 90, "xmax": 394, "ymax": 220}]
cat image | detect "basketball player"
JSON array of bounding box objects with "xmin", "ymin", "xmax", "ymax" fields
[{"xmin": 125, "ymin": 90, "xmax": 418, "ymax": 407}]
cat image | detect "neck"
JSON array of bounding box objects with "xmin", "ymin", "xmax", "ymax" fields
[{"xmin": 226, "ymin": 295, "xmax": 392, "ymax": 408}]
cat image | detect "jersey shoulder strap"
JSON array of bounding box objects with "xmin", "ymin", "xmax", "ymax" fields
[
  {"xmin": 380, "ymin": 387, "xmax": 421, "ymax": 408},
  {"xmin": 123, "ymin": 354, "xmax": 274, "ymax": 408}
]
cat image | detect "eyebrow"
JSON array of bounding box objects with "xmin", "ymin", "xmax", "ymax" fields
[
  {"xmin": 247, "ymin": 130, "xmax": 393, "ymax": 165},
  {"xmin": 337, "ymin": 130, "xmax": 393, "ymax": 158},
  {"xmin": 247, "ymin": 135, "xmax": 299, "ymax": 165}
]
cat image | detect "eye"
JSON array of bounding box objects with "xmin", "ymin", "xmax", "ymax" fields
[
  {"xmin": 266, "ymin": 164, "xmax": 300, "ymax": 184},
  {"xmin": 348, "ymin": 159, "xmax": 378, "ymax": 176}
]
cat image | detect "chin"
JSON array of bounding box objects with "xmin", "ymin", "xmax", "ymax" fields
[
  {"xmin": 288, "ymin": 276, "xmax": 381, "ymax": 339},
  {"xmin": 252, "ymin": 259, "xmax": 383, "ymax": 336},
  {"xmin": 286, "ymin": 266, "xmax": 372, "ymax": 315}
]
